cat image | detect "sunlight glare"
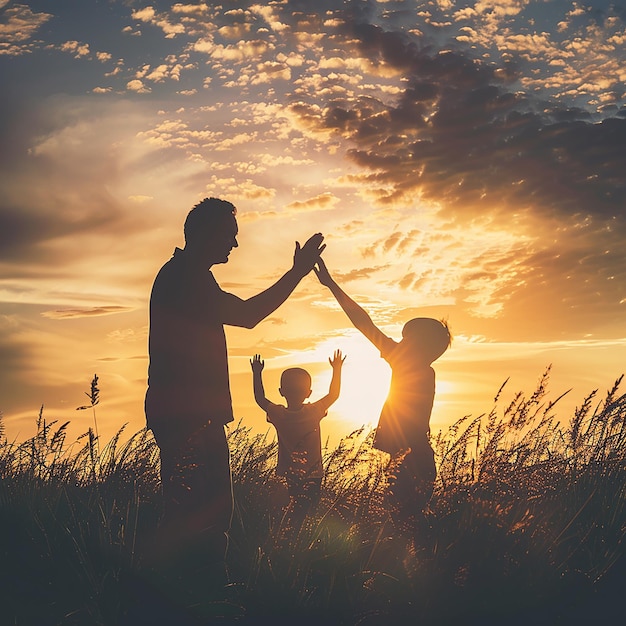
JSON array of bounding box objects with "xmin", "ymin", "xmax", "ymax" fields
[{"xmin": 312, "ymin": 333, "xmax": 391, "ymax": 430}]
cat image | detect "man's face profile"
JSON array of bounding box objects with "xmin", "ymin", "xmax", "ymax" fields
[{"xmin": 206, "ymin": 214, "xmax": 239, "ymax": 265}]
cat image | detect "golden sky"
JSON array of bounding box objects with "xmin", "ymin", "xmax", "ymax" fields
[{"xmin": 1, "ymin": 0, "xmax": 625, "ymax": 446}]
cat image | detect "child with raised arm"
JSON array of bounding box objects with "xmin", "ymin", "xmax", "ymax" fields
[
  {"xmin": 250, "ymin": 350, "xmax": 345, "ymax": 521},
  {"xmin": 314, "ymin": 259, "xmax": 451, "ymax": 536}
]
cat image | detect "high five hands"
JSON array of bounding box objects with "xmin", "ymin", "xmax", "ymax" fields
[
  {"xmin": 313, "ymin": 257, "xmax": 333, "ymax": 287},
  {"xmin": 293, "ymin": 233, "xmax": 326, "ymax": 276}
]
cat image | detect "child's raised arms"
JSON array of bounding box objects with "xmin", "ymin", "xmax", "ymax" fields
[
  {"xmin": 316, "ymin": 349, "xmax": 346, "ymax": 412},
  {"xmin": 314, "ymin": 259, "xmax": 392, "ymax": 353},
  {"xmin": 250, "ymin": 353, "xmax": 264, "ymax": 374},
  {"xmin": 250, "ymin": 354, "xmax": 270, "ymax": 412},
  {"xmin": 329, "ymin": 348, "xmax": 346, "ymax": 370}
]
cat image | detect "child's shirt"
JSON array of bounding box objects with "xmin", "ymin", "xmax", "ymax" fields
[
  {"xmin": 266, "ymin": 402, "xmax": 327, "ymax": 479},
  {"xmin": 373, "ymin": 338, "xmax": 435, "ymax": 455}
]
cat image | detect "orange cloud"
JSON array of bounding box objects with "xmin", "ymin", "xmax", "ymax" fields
[{"xmin": 41, "ymin": 306, "xmax": 134, "ymax": 319}]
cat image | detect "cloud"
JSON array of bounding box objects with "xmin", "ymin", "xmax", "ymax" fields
[
  {"xmin": 237, "ymin": 192, "xmax": 342, "ymax": 221},
  {"xmin": 2, "ymin": 2, "xmax": 626, "ymax": 343},
  {"xmin": 361, "ymin": 230, "xmax": 422, "ymax": 258},
  {"xmin": 193, "ymin": 37, "xmax": 273, "ymax": 62},
  {"xmin": 171, "ymin": 3, "xmax": 209, "ymax": 16},
  {"xmin": 127, "ymin": 78, "xmax": 151, "ymax": 93},
  {"xmin": 250, "ymin": 4, "xmax": 289, "ymax": 34},
  {"xmin": 291, "ymin": 8, "xmax": 624, "ymax": 219},
  {"xmin": 59, "ymin": 40, "xmax": 90, "ymax": 59},
  {"xmin": 263, "ymin": 317, "xmax": 287, "ymax": 326},
  {"xmin": 257, "ymin": 153, "xmax": 313, "ymax": 167},
  {"xmin": 0, "ymin": 97, "xmax": 163, "ymax": 280},
  {"xmin": 132, "ymin": 7, "xmax": 156, "ymax": 22},
  {"xmin": 132, "ymin": 6, "xmax": 185, "ymax": 38},
  {"xmin": 332, "ymin": 265, "xmax": 391, "ymax": 282},
  {"xmin": 41, "ymin": 306, "xmax": 134, "ymax": 320},
  {"xmin": 0, "ymin": 196, "xmax": 121, "ymax": 264},
  {"xmin": 251, "ymin": 60, "xmax": 291, "ymax": 84},
  {"xmin": 286, "ymin": 193, "xmax": 340, "ymax": 212},
  {"xmin": 200, "ymin": 175, "xmax": 276, "ymax": 202},
  {"xmin": 0, "ymin": 314, "xmax": 42, "ymax": 414},
  {"xmin": 106, "ymin": 327, "xmax": 148, "ymax": 343},
  {"xmin": 128, "ymin": 195, "xmax": 153, "ymax": 204},
  {"xmin": 0, "ymin": 2, "xmax": 52, "ymax": 54},
  {"xmin": 265, "ymin": 9, "xmax": 626, "ymax": 330}
]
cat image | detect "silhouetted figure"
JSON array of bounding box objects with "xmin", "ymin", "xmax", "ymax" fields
[
  {"xmin": 143, "ymin": 197, "xmax": 324, "ymax": 613},
  {"xmin": 315, "ymin": 259, "xmax": 451, "ymax": 541},
  {"xmin": 251, "ymin": 350, "xmax": 345, "ymax": 526}
]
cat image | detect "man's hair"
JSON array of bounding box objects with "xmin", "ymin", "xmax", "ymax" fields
[
  {"xmin": 402, "ymin": 317, "xmax": 452, "ymax": 363},
  {"xmin": 280, "ymin": 367, "xmax": 312, "ymax": 393},
  {"xmin": 184, "ymin": 197, "xmax": 237, "ymax": 244}
]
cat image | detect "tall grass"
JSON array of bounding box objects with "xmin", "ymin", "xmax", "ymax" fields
[
  {"xmin": 0, "ymin": 409, "xmax": 160, "ymax": 625},
  {"xmin": 1, "ymin": 371, "xmax": 625, "ymax": 625}
]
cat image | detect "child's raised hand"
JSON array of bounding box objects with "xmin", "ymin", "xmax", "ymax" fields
[
  {"xmin": 314, "ymin": 258, "xmax": 333, "ymax": 286},
  {"xmin": 250, "ymin": 354, "xmax": 264, "ymax": 373},
  {"xmin": 329, "ymin": 349, "xmax": 346, "ymax": 370}
]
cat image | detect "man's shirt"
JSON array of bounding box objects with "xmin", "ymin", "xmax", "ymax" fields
[{"xmin": 146, "ymin": 248, "xmax": 237, "ymax": 438}]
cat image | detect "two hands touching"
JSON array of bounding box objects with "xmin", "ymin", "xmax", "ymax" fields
[
  {"xmin": 291, "ymin": 230, "xmax": 335, "ymax": 291},
  {"xmin": 313, "ymin": 258, "xmax": 333, "ymax": 288},
  {"xmin": 251, "ymin": 236, "xmax": 344, "ymax": 387},
  {"xmin": 292, "ymin": 233, "xmax": 325, "ymax": 277},
  {"xmin": 291, "ymin": 234, "xmax": 337, "ymax": 291}
]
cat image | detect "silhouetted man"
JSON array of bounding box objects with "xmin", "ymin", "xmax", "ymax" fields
[{"xmin": 144, "ymin": 197, "xmax": 324, "ymax": 603}]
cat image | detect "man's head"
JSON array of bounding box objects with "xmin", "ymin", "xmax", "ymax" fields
[
  {"xmin": 183, "ymin": 197, "xmax": 238, "ymax": 265},
  {"xmin": 401, "ymin": 317, "xmax": 451, "ymax": 364},
  {"xmin": 279, "ymin": 367, "xmax": 312, "ymax": 406}
]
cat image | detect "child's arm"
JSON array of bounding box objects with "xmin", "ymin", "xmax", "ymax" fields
[
  {"xmin": 250, "ymin": 354, "xmax": 270, "ymax": 412},
  {"xmin": 317, "ymin": 349, "xmax": 346, "ymax": 411},
  {"xmin": 314, "ymin": 259, "xmax": 391, "ymax": 352}
]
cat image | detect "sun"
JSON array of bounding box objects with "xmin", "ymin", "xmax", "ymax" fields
[
  {"xmin": 331, "ymin": 356, "xmax": 391, "ymax": 429},
  {"xmin": 311, "ymin": 335, "xmax": 392, "ymax": 431}
]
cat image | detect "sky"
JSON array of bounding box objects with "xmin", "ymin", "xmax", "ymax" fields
[{"xmin": 1, "ymin": 0, "xmax": 625, "ymax": 448}]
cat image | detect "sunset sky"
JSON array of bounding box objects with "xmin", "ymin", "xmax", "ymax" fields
[{"xmin": 1, "ymin": 0, "xmax": 625, "ymax": 447}]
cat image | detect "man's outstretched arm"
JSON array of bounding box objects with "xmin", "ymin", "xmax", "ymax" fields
[
  {"xmin": 222, "ymin": 233, "xmax": 325, "ymax": 328},
  {"xmin": 314, "ymin": 259, "xmax": 390, "ymax": 352}
]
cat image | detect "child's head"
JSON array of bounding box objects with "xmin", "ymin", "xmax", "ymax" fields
[
  {"xmin": 279, "ymin": 367, "xmax": 312, "ymax": 406},
  {"xmin": 401, "ymin": 317, "xmax": 451, "ymax": 364}
]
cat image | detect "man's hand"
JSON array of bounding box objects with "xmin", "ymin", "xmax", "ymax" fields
[
  {"xmin": 329, "ymin": 349, "xmax": 346, "ymax": 370},
  {"xmin": 293, "ymin": 233, "xmax": 325, "ymax": 275},
  {"xmin": 250, "ymin": 354, "xmax": 264, "ymax": 373},
  {"xmin": 314, "ymin": 258, "xmax": 333, "ymax": 287}
]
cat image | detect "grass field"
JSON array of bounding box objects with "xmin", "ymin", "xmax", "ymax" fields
[{"xmin": 1, "ymin": 370, "xmax": 625, "ymax": 625}]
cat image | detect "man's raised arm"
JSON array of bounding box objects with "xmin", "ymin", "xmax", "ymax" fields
[{"xmin": 222, "ymin": 233, "xmax": 325, "ymax": 328}]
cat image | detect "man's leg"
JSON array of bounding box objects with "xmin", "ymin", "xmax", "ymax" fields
[
  {"xmin": 187, "ymin": 424, "xmax": 233, "ymax": 567},
  {"xmin": 301, "ymin": 477, "xmax": 322, "ymax": 511},
  {"xmin": 143, "ymin": 424, "xmax": 233, "ymax": 610}
]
